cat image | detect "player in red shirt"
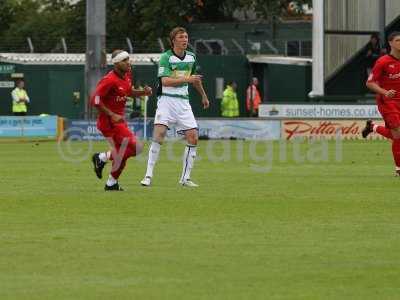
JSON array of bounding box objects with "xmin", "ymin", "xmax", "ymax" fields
[
  {"xmin": 90, "ymin": 50, "xmax": 152, "ymax": 190},
  {"xmin": 363, "ymin": 31, "xmax": 400, "ymax": 175}
]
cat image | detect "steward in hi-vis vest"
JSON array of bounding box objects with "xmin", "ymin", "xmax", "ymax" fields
[
  {"xmin": 221, "ymin": 81, "xmax": 239, "ymax": 117},
  {"xmin": 11, "ymin": 79, "xmax": 30, "ymax": 116}
]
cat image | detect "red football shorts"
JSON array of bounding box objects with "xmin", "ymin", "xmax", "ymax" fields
[
  {"xmin": 97, "ymin": 119, "xmax": 137, "ymax": 156},
  {"xmin": 378, "ymin": 101, "xmax": 400, "ymax": 129}
]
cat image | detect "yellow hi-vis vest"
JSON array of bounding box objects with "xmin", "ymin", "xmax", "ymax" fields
[
  {"xmin": 221, "ymin": 86, "xmax": 239, "ymax": 117},
  {"xmin": 12, "ymin": 88, "xmax": 29, "ymax": 113}
]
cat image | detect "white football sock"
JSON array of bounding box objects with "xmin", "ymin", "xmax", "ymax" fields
[
  {"xmin": 145, "ymin": 141, "xmax": 161, "ymax": 178},
  {"xmin": 99, "ymin": 151, "xmax": 111, "ymax": 162},
  {"xmin": 106, "ymin": 174, "xmax": 117, "ymax": 186},
  {"xmin": 180, "ymin": 144, "xmax": 197, "ymax": 182}
]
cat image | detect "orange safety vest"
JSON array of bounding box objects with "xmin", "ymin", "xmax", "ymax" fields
[{"xmin": 246, "ymin": 84, "xmax": 261, "ymax": 111}]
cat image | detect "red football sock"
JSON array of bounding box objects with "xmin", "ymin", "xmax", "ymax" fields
[
  {"xmin": 392, "ymin": 139, "xmax": 400, "ymax": 168},
  {"xmin": 109, "ymin": 141, "xmax": 137, "ymax": 179},
  {"xmin": 375, "ymin": 125, "xmax": 393, "ymax": 140},
  {"xmin": 111, "ymin": 158, "xmax": 127, "ymax": 179}
]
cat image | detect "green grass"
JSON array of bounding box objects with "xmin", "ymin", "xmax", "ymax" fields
[{"xmin": 0, "ymin": 139, "xmax": 400, "ymax": 299}]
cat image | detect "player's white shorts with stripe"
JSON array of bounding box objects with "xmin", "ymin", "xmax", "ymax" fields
[{"xmin": 154, "ymin": 95, "xmax": 198, "ymax": 133}]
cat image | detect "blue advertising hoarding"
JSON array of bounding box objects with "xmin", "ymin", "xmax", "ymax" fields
[
  {"xmin": 0, "ymin": 116, "xmax": 58, "ymax": 137},
  {"xmin": 67, "ymin": 119, "xmax": 153, "ymax": 141},
  {"xmin": 67, "ymin": 119, "xmax": 281, "ymax": 141}
]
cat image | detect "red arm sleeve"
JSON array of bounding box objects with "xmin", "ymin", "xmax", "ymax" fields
[
  {"xmin": 367, "ymin": 58, "xmax": 384, "ymax": 84},
  {"xmin": 90, "ymin": 77, "xmax": 114, "ymax": 107}
]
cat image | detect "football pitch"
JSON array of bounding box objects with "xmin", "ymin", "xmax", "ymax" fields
[{"xmin": 1, "ymin": 139, "xmax": 399, "ymax": 299}]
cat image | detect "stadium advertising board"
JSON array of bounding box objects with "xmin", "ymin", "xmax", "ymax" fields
[
  {"xmin": 282, "ymin": 119, "xmax": 385, "ymax": 140},
  {"xmin": 167, "ymin": 120, "xmax": 281, "ymax": 140},
  {"xmin": 0, "ymin": 116, "xmax": 58, "ymax": 137},
  {"xmin": 67, "ymin": 120, "xmax": 151, "ymax": 140},
  {"xmin": 0, "ymin": 65, "xmax": 15, "ymax": 74},
  {"xmin": 68, "ymin": 119, "xmax": 281, "ymax": 140},
  {"xmin": 199, "ymin": 120, "xmax": 280, "ymax": 140},
  {"xmin": 259, "ymin": 104, "xmax": 381, "ymax": 119},
  {"xmin": 0, "ymin": 81, "xmax": 15, "ymax": 88}
]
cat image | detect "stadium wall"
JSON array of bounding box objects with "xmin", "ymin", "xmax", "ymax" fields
[
  {"xmin": 0, "ymin": 103, "xmax": 383, "ymax": 140},
  {"xmin": 0, "ymin": 116, "xmax": 385, "ymax": 141},
  {"xmin": 0, "ymin": 56, "xmax": 250, "ymax": 118},
  {"xmin": 0, "ymin": 63, "xmax": 84, "ymax": 118},
  {"xmin": 257, "ymin": 63, "xmax": 311, "ymax": 103},
  {"xmin": 61, "ymin": 117, "xmax": 383, "ymax": 141},
  {"xmin": 1, "ymin": 55, "xmax": 316, "ymax": 118},
  {"xmin": 187, "ymin": 21, "xmax": 311, "ymax": 55},
  {"xmin": 3, "ymin": 54, "xmax": 377, "ymax": 119}
]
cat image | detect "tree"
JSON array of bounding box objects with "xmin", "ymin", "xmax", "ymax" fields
[
  {"xmin": 0, "ymin": 0, "xmax": 313, "ymax": 53},
  {"xmin": 136, "ymin": 0, "xmax": 185, "ymax": 40},
  {"xmin": 64, "ymin": 0, "xmax": 85, "ymax": 52},
  {"xmin": 0, "ymin": 0, "xmax": 76, "ymax": 52},
  {"xmin": 0, "ymin": 0, "xmax": 18, "ymax": 37},
  {"xmin": 0, "ymin": 0, "xmax": 41, "ymax": 51},
  {"xmin": 253, "ymin": 0, "xmax": 312, "ymax": 20}
]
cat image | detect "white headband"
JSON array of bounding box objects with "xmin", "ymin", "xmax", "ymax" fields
[{"xmin": 111, "ymin": 51, "xmax": 130, "ymax": 64}]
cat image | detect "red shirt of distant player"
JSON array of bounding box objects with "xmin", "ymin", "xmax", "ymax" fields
[
  {"xmin": 90, "ymin": 69, "xmax": 132, "ymax": 132},
  {"xmin": 368, "ymin": 54, "xmax": 400, "ymax": 128}
]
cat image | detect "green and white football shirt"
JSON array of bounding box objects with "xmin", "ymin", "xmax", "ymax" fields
[{"xmin": 157, "ymin": 50, "xmax": 197, "ymax": 100}]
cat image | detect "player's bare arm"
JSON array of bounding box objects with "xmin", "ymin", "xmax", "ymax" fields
[
  {"xmin": 96, "ymin": 103, "xmax": 123, "ymax": 123},
  {"xmin": 132, "ymin": 86, "xmax": 152, "ymax": 97},
  {"xmin": 193, "ymin": 81, "xmax": 210, "ymax": 109},
  {"xmin": 366, "ymin": 81, "xmax": 396, "ymax": 98}
]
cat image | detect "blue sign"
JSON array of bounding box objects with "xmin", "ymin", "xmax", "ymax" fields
[
  {"xmin": 0, "ymin": 116, "xmax": 58, "ymax": 137},
  {"xmin": 67, "ymin": 119, "xmax": 153, "ymax": 141},
  {"xmin": 67, "ymin": 119, "xmax": 281, "ymax": 141},
  {"xmin": 167, "ymin": 120, "xmax": 281, "ymax": 140}
]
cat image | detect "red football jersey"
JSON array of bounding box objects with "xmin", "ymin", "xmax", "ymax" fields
[
  {"xmin": 368, "ymin": 54, "xmax": 400, "ymax": 103},
  {"xmin": 91, "ymin": 70, "xmax": 133, "ymax": 122}
]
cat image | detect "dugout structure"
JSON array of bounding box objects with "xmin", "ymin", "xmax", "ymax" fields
[{"xmin": 311, "ymin": 0, "xmax": 400, "ymax": 98}]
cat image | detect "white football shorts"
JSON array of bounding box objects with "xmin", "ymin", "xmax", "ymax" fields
[{"xmin": 154, "ymin": 95, "xmax": 198, "ymax": 133}]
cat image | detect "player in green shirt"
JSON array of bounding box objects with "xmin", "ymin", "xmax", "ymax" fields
[{"xmin": 141, "ymin": 27, "xmax": 209, "ymax": 187}]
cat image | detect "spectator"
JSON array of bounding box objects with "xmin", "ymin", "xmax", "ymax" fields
[
  {"xmin": 221, "ymin": 81, "xmax": 239, "ymax": 117},
  {"xmin": 365, "ymin": 33, "xmax": 385, "ymax": 75},
  {"xmin": 124, "ymin": 96, "xmax": 134, "ymax": 119},
  {"xmin": 127, "ymin": 82, "xmax": 149, "ymax": 118},
  {"xmin": 135, "ymin": 82, "xmax": 149, "ymax": 117},
  {"xmin": 246, "ymin": 77, "xmax": 261, "ymax": 117},
  {"xmin": 11, "ymin": 79, "xmax": 30, "ymax": 116}
]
